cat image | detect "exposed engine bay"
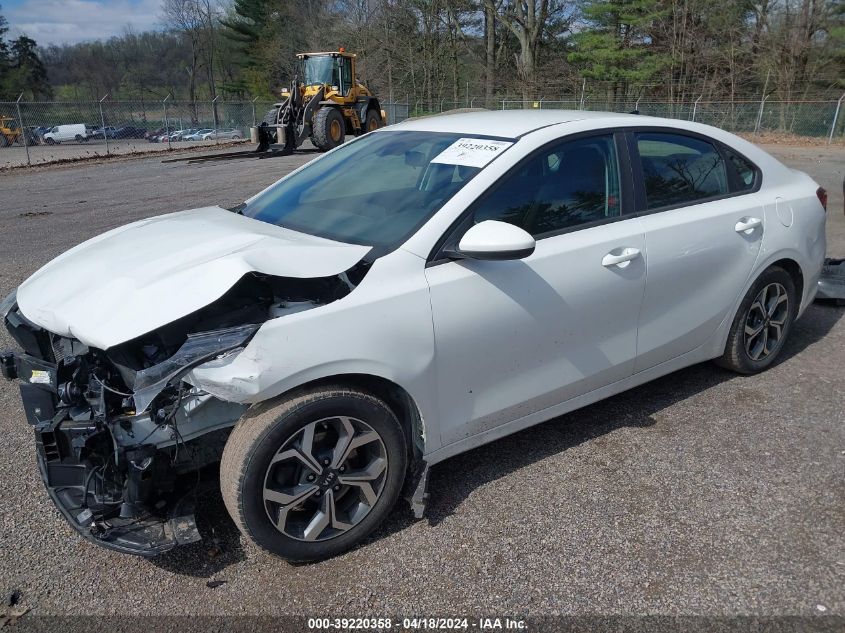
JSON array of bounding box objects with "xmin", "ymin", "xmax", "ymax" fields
[{"xmin": 0, "ymin": 265, "xmax": 367, "ymax": 555}]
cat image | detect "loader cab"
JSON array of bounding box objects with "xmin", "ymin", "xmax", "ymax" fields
[{"xmin": 298, "ymin": 52, "xmax": 356, "ymax": 96}]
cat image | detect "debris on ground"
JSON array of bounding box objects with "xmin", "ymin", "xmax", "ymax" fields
[{"xmin": 0, "ymin": 591, "xmax": 30, "ymax": 627}]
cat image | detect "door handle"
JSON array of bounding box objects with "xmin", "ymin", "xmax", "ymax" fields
[
  {"xmin": 735, "ymin": 217, "xmax": 762, "ymax": 234},
  {"xmin": 602, "ymin": 247, "xmax": 641, "ymax": 268}
]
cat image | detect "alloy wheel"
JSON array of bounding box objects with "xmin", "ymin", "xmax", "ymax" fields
[
  {"xmin": 262, "ymin": 416, "xmax": 388, "ymax": 542},
  {"xmin": 744, "ymin": 282, "xmax": 789, "ymax": 361}
]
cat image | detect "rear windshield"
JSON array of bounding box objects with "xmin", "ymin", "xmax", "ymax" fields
[{"xmin": 243, "ymin": 131, "xmax": 513, "ymax": 249}]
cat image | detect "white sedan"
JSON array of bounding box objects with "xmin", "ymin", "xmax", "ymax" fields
[{"xmin": 0, "ymin": 110, "xmax": 827, "ymax": 562}]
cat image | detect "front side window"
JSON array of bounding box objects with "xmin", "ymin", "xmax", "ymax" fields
[
  {"xmin": 244, "ymin": 131, "xmax": 510, "ymax": 248},
  {"xmin": 473, "ymin": 134, "xmax": 622, "ymax": 237},
  {"xmin": 636, "ymin": 132, "xmax": 728, "ymax": 210}
]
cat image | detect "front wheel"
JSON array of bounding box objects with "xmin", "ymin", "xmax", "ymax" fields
[
  {"xmin": 220, "ymin": 386, "xmax": 407, "ymax": 562},
  {"xmin": 312, "ymin": 107, "xmax": 346, "ymax": 151},
  {"xmin": 716, "ymin": 266, "xmax": 798, "ymax": 374}
]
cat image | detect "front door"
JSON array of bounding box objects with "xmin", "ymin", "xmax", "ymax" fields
[{"xmin": 425, "ymin": 132, "xmax": 648, "ymax": 446}]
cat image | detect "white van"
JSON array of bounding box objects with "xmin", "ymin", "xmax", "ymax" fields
[{"xmin": 43, "ymin": 124, "xmax": 89, "ymax": 144}]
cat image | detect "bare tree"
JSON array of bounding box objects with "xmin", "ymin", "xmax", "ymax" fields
[{"xmin": 161, "ymin": 0, "xmax": 203, "ymax": 112}]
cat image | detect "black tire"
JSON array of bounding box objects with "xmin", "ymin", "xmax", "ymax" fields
[
  {"xmin": 364, "ymin": 109, "xmax": 382, "ymax": 133},
  {"xmin": 46, "ymin": 137, "xmax": 56, "ymax": 145},
  {"xmin": 312, "ymin": 107, "xmax": 345, "ymax": 151},
  {"xmin": 0, "ymin": 135, "xmax": 8, "ymax": 147},
  {"xmin": 220, "ymin": 386, "xmax": 407, "ymax": 562},
  {"xmin": 715, "ymin": 265, "xmax": 798, "ymax": 374}
]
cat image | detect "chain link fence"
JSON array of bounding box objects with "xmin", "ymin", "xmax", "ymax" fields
[
  {"xmin": 414, "ymin": 95, "xmax": 845, "ymax": 142},
  {"xmin": 1, "ymin": 95, "xmax": 840, "ymax": 168},
  {"xmin": 0, "ymin": 99, "xmax": 412, "ymax": 168}
]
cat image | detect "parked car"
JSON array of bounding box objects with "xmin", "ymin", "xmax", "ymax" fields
[
  {"xmin": 182, "ymin": 128, "xmax": 214, "ymax": 141},
  {"xmin": 89, "ymin": 126, "xmax": 117, "ymax": 139},
  {"xmin": 202, "ymin": 128, "xmax": 244, "ymax": 140},
  {"xmin": 0, "ymin": 111, "xmax": 827, "ymax": 562},
  {"xmin": 42, "ymin": 124, "xmax": 90, "ymax": 144},
  {"xmin": 168, "ymin": 129, "xmax": 197, "ymax": 141},
  {"xmin": 145, "ymin": 128, "xmax": 168, "ymax": 142},
  {"xmin": 113, "ymin": 126, "xmax": 148, "ymax": 140}
]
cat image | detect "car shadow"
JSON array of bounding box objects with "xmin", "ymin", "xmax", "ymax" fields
[{"xmin": 150, "ymin": 302, "xmax": 843, "ymax": 573}]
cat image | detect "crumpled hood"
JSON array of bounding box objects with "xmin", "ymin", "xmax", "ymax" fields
[{"xmin": 16, "ymin": 206, "xmax": 371, "ymax": 349}]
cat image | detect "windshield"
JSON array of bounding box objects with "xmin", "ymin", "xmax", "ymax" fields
[
  {"xmin": 243, "ymin": 131, "xmax": 512, "ymax": 248},
  {"xmin": 303, "ymin": 56, "xmax": 335, "ymax": 86}
]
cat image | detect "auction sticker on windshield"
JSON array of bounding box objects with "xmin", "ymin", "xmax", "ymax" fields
[{"xmin": 430, "ymin": 138, "xmax": 513, "ymax": 168}]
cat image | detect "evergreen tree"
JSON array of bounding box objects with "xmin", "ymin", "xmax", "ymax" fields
[
  {"xmin": 11, "ymin": 36, "xmax": 52, "ymax": 98},
  {"xmin": 568, "ymin": 0, "xmax": 670, "ymax": 103}
]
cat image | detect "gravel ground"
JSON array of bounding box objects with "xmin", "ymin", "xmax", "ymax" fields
[{"xmin": 0, "ymin": 142, "xmax": 842, "ymax": 621}]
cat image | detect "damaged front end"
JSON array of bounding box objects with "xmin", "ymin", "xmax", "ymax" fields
[{"xmin": 0, "ymin": 267, "xmax": 363, "ymax": 556}]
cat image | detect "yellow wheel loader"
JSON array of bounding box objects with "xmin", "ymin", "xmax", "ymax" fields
[
  {"xmin": 0, "ymin": 116, "xmax": 24, "ymax": 147},
  {"xmin": 255, "ymin": 50, "xmax": 387, "ymax": 153}
]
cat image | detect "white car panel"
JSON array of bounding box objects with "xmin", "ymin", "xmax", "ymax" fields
[
  {"xmin": 186, "ymin": 248, "xmax": 442, "ymax": 445},
  {"xmin": 16, "ymin": 206, "xmax": 370, "ymax": 349},
  {"xmin": 425, "ymin": 217, "xmax": 647, "ymax": 445},
  {"xmin": 633, "ymin": 195, "xmax": 765, "ymax": 372}
]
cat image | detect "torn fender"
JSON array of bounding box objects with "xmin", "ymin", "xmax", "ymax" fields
[{"xmin": 16, "ymin": 207, "xmax": 371, "ymax": 349}]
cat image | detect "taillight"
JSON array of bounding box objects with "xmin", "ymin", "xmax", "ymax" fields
[{"xmin": 816, "ymin": 187, "xmax": 827, "ymax": 211}]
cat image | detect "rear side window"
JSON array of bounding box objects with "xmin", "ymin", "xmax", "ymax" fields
[
  {"xmin": 636, "ymin": 132, "xmax": 728, "ymax": 210},
  {"xmin": 722, "ymin": 146, "xmax": 757, "ymax": 191},
  {"xmin": 473, "ymin": 134, "xmax": 622, "ymax": 237}
]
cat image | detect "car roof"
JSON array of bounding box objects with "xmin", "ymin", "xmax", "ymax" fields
[{"xmin": 390, "ymin": 109, "xmax": 644, "ymax": 138}]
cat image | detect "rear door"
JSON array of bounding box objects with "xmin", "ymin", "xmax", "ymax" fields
[{"xmin": 630, "ymin": 130, "xmax": 764, "ymax": 372}]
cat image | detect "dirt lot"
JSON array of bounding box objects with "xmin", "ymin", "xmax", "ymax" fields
[
  {"xmin": 0, "ymin": 137, "xmax": 253, "ymax": 169},
  {"xmin": 0, "ymin": 142, "xmax": 843, "ymax": 623}
]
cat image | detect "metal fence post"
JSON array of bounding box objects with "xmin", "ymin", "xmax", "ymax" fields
[
  {"xmin": 15, "ymin": 93, "xmax": 30, "ymax": 166},
  {"xmin": 692, "ymin": 95, "xmax": 702, "ymax": 122},
  {"xmin": 754, "ymin": 95, "xmax": 769, "ymax": 134},
  {"xmin": 99, "ymin": 94, "xmax": 110, "ymax": 155},
  {"xmin": 212, "ymin": 95, "xmax": 220, "ymax": 144},
  {"xmin": 251, "ymin": 96, "xmax": 259, "ymax": 127},
  {"xmin": 163, "ymin": 95, "xmax": 171, "ymax": 150},
  {"xmin": 829, "ymin": 92, "xmax": 845, "ymax": 145}
]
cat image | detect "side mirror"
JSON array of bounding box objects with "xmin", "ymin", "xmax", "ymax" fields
[{"xmin": 450, "ymin": 220, "xmax": 536, "ymax": 261}]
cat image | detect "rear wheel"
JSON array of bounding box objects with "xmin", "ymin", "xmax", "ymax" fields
[
  {"xmin": 220, "ymin": 386, "xmax": 407, "ymax": 562},
  {"xmin": 0, "ymin": 135, "xmax": 8, "ymax": 147},
  {"xmin": 716, "ymin": 266, "xmax": 797, "ymax": 374},
  {"xmin": 312, "ymin": 107, "xmax": 345, "ymax": 151}
]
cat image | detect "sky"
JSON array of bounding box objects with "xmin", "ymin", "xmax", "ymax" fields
[{"xmin": 2, "ymin": 0, "xmax": 163, "ymax": 46}]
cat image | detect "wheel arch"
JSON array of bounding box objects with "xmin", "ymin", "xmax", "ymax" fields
[
  {"xmin": 708, "ymin": 253, "xmax": 808, "ymax": 360},
  {"xmin": 258, "ymin": 372, "xmax": 427, "ymax": 464},
  {"xmin": 769, "ymin": 257, "xmax": 804, "ymax": 304}
]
